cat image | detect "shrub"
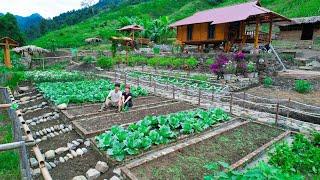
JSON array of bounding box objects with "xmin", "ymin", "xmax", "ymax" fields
[
  {"xmin": 97, "ymin": 56, "xmax": 115, "ymax": 69},
  {"xmin": 82, "ymin": 56, "xmax": 95, "ymax": 64},
  {"xmin": 263, "ymin": 77, "xmax": 273, "ymax": 87},
  {"xmin": 247, "ymin": 61, "xmax": 256, "ymax": 73},
  {"xmin": 294, "ymin": 80, "xmax": 312, "ymax": 93},
  {"xmin": 185, "ymin": 57, "xmax": 198, "ymax": 69}
]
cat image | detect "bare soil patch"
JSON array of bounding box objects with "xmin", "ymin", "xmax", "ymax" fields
[
  {"xmin": 74, "ymin": 101, "xmax": 196, "ymax": 136},
  {"xmin": 246, "ymin": 86, "xmax": 320, "ymax": 106}
]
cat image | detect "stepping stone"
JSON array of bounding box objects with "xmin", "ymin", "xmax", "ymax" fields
[
  {"xmin": 81, "ymin": 148, "xmax": 88, "ymax": 154},
  {"xmin": 84, "ymin": 141, "xmax": 90, "ymax": 147},
  {"xmin": 67, "ymin": 153, "xmax": 73, "ymax": 159},
  {"xmin": 86, "ymin": 168, "xmax": 100, "ymax": 180},
  {"xmin": 76, "ymin": 139, "xmax": 83, "ymax": 143},
  {"xmin": 71, "ymin": 150, "xmax": 77, "ymax": 157},
  {"xmin": 95, "ymin": 161, "xmax": 108, "ymax": 173},
  {"xmin": 72, "ymin": 141, "xmax": 80, "ymax": 146},
  {"xmin": 67, "ymin": 143, "xmax": 76, "ymax": 150}
]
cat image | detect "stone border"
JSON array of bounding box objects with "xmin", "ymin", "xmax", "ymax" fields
[
  {"xmin": 119, "ymin": 121, "xmax": 286, "ymax": 180},
  {"xmin": 90, "ymin": 118, "xmax": 242, "ymax": 166}
]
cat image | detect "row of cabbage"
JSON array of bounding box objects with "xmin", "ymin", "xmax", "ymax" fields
[{"xmin": 95, "ymin": 108, "xmax": 230, "ymax": 161}]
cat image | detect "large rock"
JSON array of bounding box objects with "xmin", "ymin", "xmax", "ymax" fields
[
  {"xmin": 45, "ymin": 150, "xmax": 55, "ymax": 159},
  {"xmin": 76, "ymin": 149, "xmax": 84, "ymax": 156},
  {"xmin": 86, "ymin": 168, "xmax": 100, "ymax": 180},
  {"xmin": 72, "ymin": 176, "xmax": 87, "ymax": 180},
  {"xmin": 57, "ymin": 103, "xmax": 67, "ymax": 110},
  {"xmin": 95, "ymin": 161, "xmax": 108, "ymax": 173}
]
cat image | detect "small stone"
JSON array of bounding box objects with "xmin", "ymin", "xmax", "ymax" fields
[
  {"xmin": 35, "ymin": 132, "xmax": 40, "ymax": 136},
  {"xmin": 81, "ymin": 148, "xmax": 88, "ymax": 154},
  {"xmin": 95, "ymin": 161, "xmax": 108, "ymax": 173},
  {"xmin": 76, "ymin": 149, "xmax": 84, "ymax": 156},
  {"xmin": 50, "ymin": 127, "xmax": 55, "ymax": 132},
  {"xmin": 72, "ymin": 141, "xmax": 80, "ymax": 146},
  {"xmin": 71, "ymin": 150, "xmax": 77, "ymax": 157},
  {"xmin": 67, "ymin": 153, "xmax": 73, "ymax": 159},
  {"xmin": 62, "ymin": 129, "xmax": 66, "ymax": 133},
  {"xmin": 30, "ymin": 122, "xmax": 36, "ymax": 126},
  {"xmin": 32, "ymin": 168, "xmax": 41, "ymax": 177},
  {"xmin": 59, "ymin": 157, "xmax": 65, "ymax": 163},
  {"xmin": 30, "ymin": 157, "xmax": 38, "ymax": 168},
  {"xmin": 110, "ymin": 176, "xmax": 120, "ymax": 180},
  {"xmin": 59, "ymin": 124, "xmax": 65, "ymax": 129},
  {"xmin": 76, "ymin": 139, "xmax": 83, "ymax": 143},
  {"xmin": 54, "ymin": 125, "xmax": 59, "ymax": 130},
  {"xmin": 45, "ymin": 150, "xmax": 55, "ymax": 159},
  {"xmin": 57, "ymin": 103, "xmax": 67, "ymax": 110},
  {"xmin": 64, "ymin": 156, "xmax": 69, "ymax": 161},
  {"xmin": 113, "ymin": 168, "xmax": 121, "ymax": 176},
  {"xmin": 84, "ymin": 141, "xmax": 90, "ymax": 147},
  {"xmin": 19, "ymin": 86, "xmax": 30, "ymax": 91},
  {"xmin": 54, "ymin": 132, "xmax": 59, "ymax": 136},
  {"xmin": 86, "ymin": 168, "xmax": 100, "ymax": 180},
  {"xmin": 64, "ymin": 127, "xmax": 70, "ymax": 132},
  {"xmin": 46, "ymin": 128, "xmax": 51, "ymax": 133},
  {"xmin": 42, "ymin": 129, "xmax": 47, "ymax": 134},
  {"xmin": 35, "ymin": 139, "xmax": 41, "ymax": 143},
  {"xmin": 49, "ymin": 162, "xmax": 56, "ymax": 168},
  {"xmin": 45, "ymin": 162, "xmax": 52, "ymax": 170},
  {"xmin": 68, "ymin": 125, "xmax": 73, "ymax": 131},
  {"xmin": 54, "ymin": 160, "xmax": 60, "ymax": 165},
  {"xmin": 72, "ymin": 175, "xmax": 87, "ymax": 180},
  {"xmin": 20, "ymin": 96, "xmax": 30, "ymax": 102},
  {"xmin": 55, "ymin": 147, "xmax": 69, "ymax": 155},
  {"xmin": 39, "ymin": 130, "xmax": 44, "ymax": 136},
  {"xmin": 67, "ymin": 143, "xmax": 76, "ymax": 150},
  {"xmin": 41, "ymin": 136, "xmax": 47, "ymax": 141},
  {"xmin": 50, "ymin": 133, "xmax": 55, "ymax": 137}
]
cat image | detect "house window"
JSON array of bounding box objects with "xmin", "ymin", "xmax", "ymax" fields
[
  {"xmin": 187, "ymin": 25, "xmax": 193, "ymax": 41},
  {"xmin": 208, "ymin": 24, "xmax": 215, "ymax": 39}
]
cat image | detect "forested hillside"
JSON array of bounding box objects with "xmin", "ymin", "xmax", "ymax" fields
[{"xmin": 33, "ymin": 0, "xmax": 320, "ymax": 48}]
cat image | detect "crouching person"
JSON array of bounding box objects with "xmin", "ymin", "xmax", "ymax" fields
[
  {"xmin": 99, "ymin": 83, "xmax": 122, "ymax": 112},
  {"xmin": 122, "ymin": 85, "xmax": 133, "ymax": 111}
]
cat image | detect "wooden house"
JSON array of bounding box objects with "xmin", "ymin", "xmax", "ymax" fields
[
  {"xmin": 169, "ymin": 1, "xmax": 290, "ymax": 51},
  {"xmin": 278, "ymin": 16, "xmax": 320, "ymax": 43}
]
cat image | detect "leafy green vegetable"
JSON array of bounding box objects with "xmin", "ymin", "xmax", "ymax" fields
[{"xmin": 96, "ymin": 108, "xmax": 230, "ymax": 161}]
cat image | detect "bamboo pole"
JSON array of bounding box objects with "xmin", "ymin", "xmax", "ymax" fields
[
  {"xmin": 230, "ymin": 93, "xmax": 233, "ymax": 114},
  {"xmin": 198, "ymin": 89, "xmax": 201, "ymax": 105}
]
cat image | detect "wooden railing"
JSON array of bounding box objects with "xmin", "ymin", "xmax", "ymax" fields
[{"xmin": 245, "ymin": 30, "xmax": 269, "ymax": 43}]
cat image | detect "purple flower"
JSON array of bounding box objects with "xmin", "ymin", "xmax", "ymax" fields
[
  {"xmin": 216, "ymin": 54, "xmax": 229, "ymax": 65},
  {"xmin": 210, "ymin": 64, "xmax": 219, "ymax": 74},
  {"xmin": 234, "ymin": 52, "xmax": 245, "ymax": 61}
]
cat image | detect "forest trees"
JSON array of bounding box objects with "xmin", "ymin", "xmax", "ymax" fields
[{"xmin": 0, "ymin": 13, "xmax": 25, "ymax": 45}]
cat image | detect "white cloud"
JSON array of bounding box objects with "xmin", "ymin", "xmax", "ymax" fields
[{"xmin": 0, "ymin": 0, "xmax": 98, "ymax": 18}]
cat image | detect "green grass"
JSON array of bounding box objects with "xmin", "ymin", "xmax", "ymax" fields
[
  {"xmin": 0, "ymin": 109, "xmax": 21, "ymax": 179},
  {"xmin": 32, "ymin": 0, "xmax": 320, "ymax": 49}
]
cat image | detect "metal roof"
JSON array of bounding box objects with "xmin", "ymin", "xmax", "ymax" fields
[
  {"xmin": 170, "ymin": 1, "xmax": 290, "ymax": 27},
  {"xmin": 279, "ymin": 16, "xmax": 320, "ymax": 26}
]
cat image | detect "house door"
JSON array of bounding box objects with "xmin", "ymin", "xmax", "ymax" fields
[{"xmin": 301, "ymin": 24, "xmax": 314, "ymax": 40}]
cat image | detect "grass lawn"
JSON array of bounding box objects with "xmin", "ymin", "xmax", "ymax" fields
[{"xmin": 0, "ymin": 98, "xmax": 21, "ymax": 179}]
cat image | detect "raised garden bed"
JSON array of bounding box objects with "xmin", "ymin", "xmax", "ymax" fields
[
  {"xmin": 73, "ymin": 101, "xmax": 196, "ymax": 136},
  {"xmin": 62, "ymin": 96, "xmax": 171, "ymax": 120},
  {"xmin": 124, "ymin": 122, "xmax": 286, "ymax": 179}
]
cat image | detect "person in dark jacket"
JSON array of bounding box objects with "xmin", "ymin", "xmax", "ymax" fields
[{"xmin": 121, "ymin": 85, "xmax": 133, "ymax": 110}]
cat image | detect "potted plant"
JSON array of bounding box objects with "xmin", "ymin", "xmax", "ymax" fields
[{"xmin": 247, "ymin": 61, "xmax": 256, "ymax": 78}]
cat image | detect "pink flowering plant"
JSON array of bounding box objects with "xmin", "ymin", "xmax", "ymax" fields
[
  {"xmin": 210, "ymin": 54, "xmax": 229, "ymax": 74},
  {"xmin": 234, "ymin": 51, "xmax": 245, "ymax": 61}
]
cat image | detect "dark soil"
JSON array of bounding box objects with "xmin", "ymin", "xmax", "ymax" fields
[
  {"xmin": 19, "ymin": 97, "xmax": 45, "ymax": 109},
  {"xmin": 131, "ymin": 122, "xmax": 284, "ymax": 180},
  {"xmin": 64, "ymin": 96, "xmax": 169, "ymax": 119},
  {"xmin": 23, "ymin": 108, "xmax": 53, "ymax": 120},
  {"xmin": 75, "ymin": 102, "xmax": 196, "ymax": 135}
]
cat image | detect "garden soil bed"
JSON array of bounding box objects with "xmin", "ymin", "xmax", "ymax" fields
[
  {"xmin": 22, "ymin": 107, "xmax": 53, "ymax": 120},
  {"xmin": 246, "ymin": 86, "xmax": 320, "ymax": 106},
  {"xmin": 130, "ymin": 122, "xmax": 284, "ymax": 180},
  {"xmin": 62, "ymin": 96, "xmax": 170, "ymax": 120},
  {"xmin": 73, "ymin": 101, "xmax": 196, "ymax": 136}
]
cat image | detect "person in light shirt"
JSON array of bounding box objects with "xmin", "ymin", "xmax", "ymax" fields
[{"xmin": 99, "ymin": 83, "xmax": 122, "ymax": 112}]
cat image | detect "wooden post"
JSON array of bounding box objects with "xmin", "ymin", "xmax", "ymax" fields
[
  {"xmin": 149, "ymin": 74, "xmax": 152, "ymax": 86},
  {"xmin": 137, "ymin": 77, "xmax": 140, "ymax": 87},
  {"xmin": 254, "ymin": 17, "xmax": 260, "ymax": 50},
  {"xmin": 239, "ymin": 21, "xmax": 246, "ymax": 51},
  {"xmin": 268, "ymin": 18, "xmax": 273, "ymax": 44},
  {"xmin": 172, "ymin": 85, "xmax": 175, "ymax": 99},
  {"xmin": 275, "ymin": 102, "xmax": 279, "ymax": 126},
  {"xmin": 124, "ymin": 73, "xmax": 127, "ymax": 85},
  {"xmin": 198, "ymin": 88, "xmax": 201, "ymax": 105},
  {"xmin": 153, "ymin": 80, "xmax": 156, "ymax": 94},
  {"xmin": 4, "ymin": 39, "xmax": 12, "ymax": 68},
  {"xmin": 229, "ymin": 93, "xmax": 233, "ymax": 114},
  {"xmin": 287, "ymin": 98, "xmax": 291, "ymax": 119}
]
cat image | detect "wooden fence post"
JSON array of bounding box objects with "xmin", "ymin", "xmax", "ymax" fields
[
  {"xmin": 198, "ymin": 88, "xmax": 201, "ymax": 105},
  {"xmin": 172, "ymin": 85, "xmax": 175, "ymax": 99},
  {"xmin": 287, "ymin": 98, "xmax": 291, "ymax": 119},
  {"xmin": 153, "ymin": 80, "xmax": 156, "ymax": 95},
  {"xmin": 114, "ymin": 70, "xmax": 117, "ymax": 81},
  {"xmin": 275, "ymin": 102, "xmax": 279, "ymax": 126},
  {"xmin": 230, "ymin": 93, "xmax": 233, "ymax": 114},
  {"xmin": 137, "ymin": 77, "xmax": 140, "ymax": 87},
  {"xmin": 243, "ymin": 92, "xmax": 246, "ymax": 108},
  {"xmin": 149, "ymin": 74, "xmax": 152, "ymax": 86},
  {"xmin": 124, "ymin": 73, "xmax": 127, "ymax": 85}
]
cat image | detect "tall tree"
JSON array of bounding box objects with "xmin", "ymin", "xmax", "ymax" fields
[
  {"xmin": 81, "ymin": 0, "xmax": 97, "ymax": 15},
  {"xmin": 0, "ymin": 13, "xmax": 25, "ymax": 45}
]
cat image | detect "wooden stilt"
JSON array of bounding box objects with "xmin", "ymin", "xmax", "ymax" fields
[
  {"xmin": 254, "ymin": 17, "xmax": 260, "ymax": 50},
  {"xmin": 268, "ymin": 18, "xmax": 273, "ymax": 44}
]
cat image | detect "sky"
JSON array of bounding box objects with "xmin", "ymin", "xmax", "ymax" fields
[{"xmin": 0, "ymin": 0, "xmax": 98, "ymax": 18}]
